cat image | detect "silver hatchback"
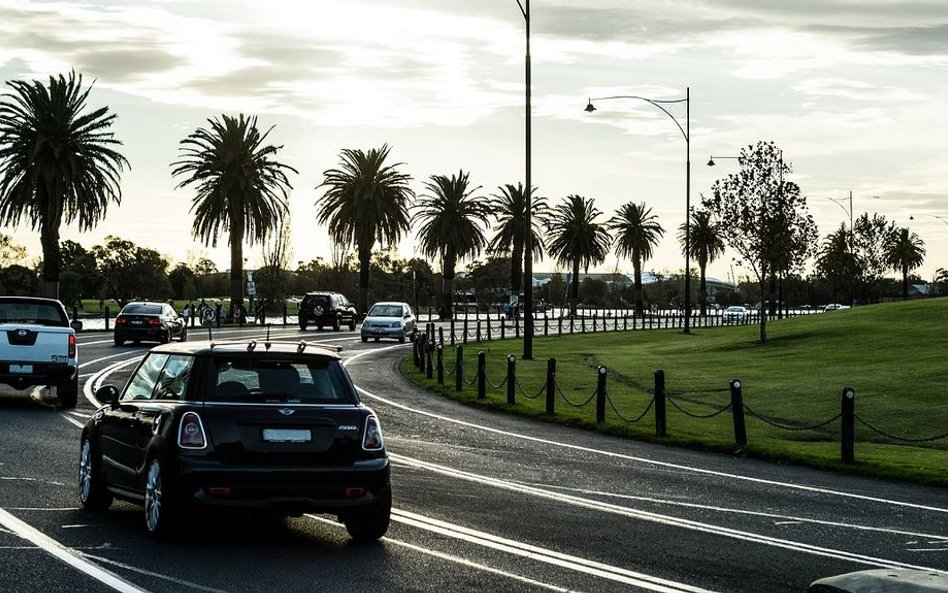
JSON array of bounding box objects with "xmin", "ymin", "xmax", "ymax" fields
[{"xmin": 360, "ymin": 302, "xmax": 416, "ymax": 343}]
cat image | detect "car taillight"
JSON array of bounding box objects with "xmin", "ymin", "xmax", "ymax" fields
[
  {"xmin": 362, "ymin": 416, "xmax": 384, "ymax": 451},
  {"xmin": 68, "ymin": 333, "xmax": 76, "ymax": 358},
  {"xmin": 147, "ymin": 318, "xmax": 161, "ymax": 327},
  {"xmin": 178, "ymin": 412, "xmax": 207, "ymax": 449},
  {"xmin": 115, "ymin": 316, "xmax": 128, "ymax": 326}
]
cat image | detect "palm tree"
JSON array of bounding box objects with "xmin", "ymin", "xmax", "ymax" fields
[
  {"xmin": 0, "ymin": 71, "xmax": 128, "ymax": 298},
  {"xmin": 172, "ymin": 114, "xmax": 295, "ymax": 311},
  {"xmin": 316, "ymin": 144, "xmax": 413, "ymax": 314},
  {"xmin": 677, "ymin": 208, "xmax": 725, "ymax": 316},
  {"xmin": 609, "ymin": 202, "xmax": 665, "ymax": 317},
  {"xmin": 883, "ymin": 227, "xmax": 926, "ymax": 300},
  {"xmin": 546, "ymin": 195, "xmax": 611, "ymax": 317},
  {"xmin": 413, "ymin": 170, "xmax": 491, "ymax": 320},
  {"xmin": 487, "ymin": 183, "xmax": 550, "ymax": 299}
]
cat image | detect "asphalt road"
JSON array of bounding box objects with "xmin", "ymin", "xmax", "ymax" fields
[{"xmin": 1, "ymin": 326, "xmax": 946, "ymax": 593}]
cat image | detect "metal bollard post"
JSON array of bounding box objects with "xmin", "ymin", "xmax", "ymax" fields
[
  {"xmin": 655, "ymin": 370, "xmax": 667, "ymax": 437},
  {"xmin": 476, "ymin": 319, "xmax": 481, "ymax": 342},
  {"xmin": 544, "ymin": 315, "xmax": 549, "ymax": 336},
  {"xmin": 439, "ymin": 326, "xmax": 444, "ymax": 346},
  {"xmin": 463, "ymin": 319, "xmax": 469, "ymax": 344},
  {"xmin": 436, "ymin": 342, "xmax": 444, "ymax": 384},
  {"xmin": 455, "ymin": 346, "xmax": 463, "ymax": 392},
  {"xmin": 515, "ymin": 313, "xmax": 520, "ymax": 338},
  {"xmin": 545, "ymin": 357, "xmax": 556, "ymax": 415},
  {"xmin": 425, "ymin": 337, "xmax": 434, "ymax": 379},
  {"xmin": 596, "ymin": 366, "xmax": 607, "ymax": 423},
  {"xmin": 486, "ymin": 318, "xmax": 492, "ymax": 341},
  {"xmin": 413, "ymin": 335, "xmax": 421, "ymax": 369},
  {"xmin": 730, "ymin": 379, "xmax": 747, "ymax": 447},
  {"xmin": 558, "ymin": 315, "xmax": 563, "ymax": 335},
  {"xmin": 477, "ymin": 351, "xmax": 486, "ymax": 400},
  {"xmin": 104, "ymin": 306, "xmax": 110, "ymax": 331},
  {"xmin": 506, "ymin": 354, "xmax": 516, "ymax": 405},
  {"xmin": 841, "ymin": 387, "xmax": 855, "ymax": 463},
  {"xmin": 500, "ymin": 319, "xmax": 505, "ymax": 340},
  {"xmin": 450, "ymin": 318, "xmax": 456, "ymax": 346}
]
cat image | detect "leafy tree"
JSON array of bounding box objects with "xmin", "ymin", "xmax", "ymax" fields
[
  {"xmin": 546, "ymin": 195, "xmax": 611, "ymax": 317},
  {"xmin": 851, "ymin": 213, "xmax": 897, "ymax": 303},
  {"xmin": 413, "ymin": 170, "xmax": 491, "ymax": 320},
  {"xmin": 91, "ymin": 236, "xmax": 171, "ymax": 306},
  {"xmin": 705, "ymin": 141, "xmax": 817, "ymax": 343},
  {"xmin": 883, "ymin": 226, "xmax": 926, "ymax": 300},
  {"xmin": 815, "ymin": 224, "xmax": 859, "ymax": 304},
  {"xmin": 0, "ymin": 264, "xmax": 38, "ymax": 295},
  {"xmin": 0, "ymin": 70, "xmax": 128, "ymax": 298},
  {"xmin": 168, "ymin": 263, "xmax": 198, "ymax": 301},
  {"xmin": 487, "ymin": 183, "xmax": 550, "ymax": 297},
  {"xmin": 0, "ymin": 232, "xmax": 27, "ymax": 267},
  {"xmin": 60, "ymin": 239, "xmax": 101, "ymax": 300},
  {"xmin": 172, "ymin": 113, "xmax": 295, "ymax": 308},
  {"xmin": 255, "ymin": 221, "xmax": 294, "ymax": 307},
  {"xmin": 465, "ymin": 256, "xmax": 511, "ymax": 310},
  {"xmin": 678, "ymin": 207, "xmax": 725, "ymax": 316},
  {"xmin": 609, "ymin": 201, "xmax": 664, "ymax": 317}
]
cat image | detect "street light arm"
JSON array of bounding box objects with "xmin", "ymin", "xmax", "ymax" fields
[
  {"xmin": 516, "ymin": 0, "xmax": 527, "ymax": 19},
  {"xmin": 911, "ymin": 213, "xmax": 948, "ymax": 226},
  {"xmin": 587, "ymin": 95, "xmax": 688, "ymax": 142}
]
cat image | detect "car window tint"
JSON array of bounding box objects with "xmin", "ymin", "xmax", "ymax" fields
[
  {"xmin": 210, "ymin": 358, "xmax": 353, "ymax": 404},
  {"xmin": 153, "ymin": 355, "xmax": 193, "ymax": 401},
  {"xmin": 0, "ymin": 301, "xmax": 67, "ymax": 325},
  {"xmin": 123, "ymin": 354, "xmax": 170, "ymax": 401},
  {"xmin": 123, "ymin": 304, "xmax": 162, "ymax": 315},
  {"xmin": 369, "ymin": 305, "xmax": 401, "ymax": 317}
]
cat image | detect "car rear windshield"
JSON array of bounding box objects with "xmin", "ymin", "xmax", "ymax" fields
[
  {"xmin": 368, "ymin": 304, "xmax": 403, "ymax": 317},
  {"xmin": 208, "ymin": 357, "xmax": 355, "ymax": 404},
  {"xmin": 122, "ymin": 304, "xmax": 163, "ymax": 315},
  {"xmin": 0, "ymin": 300, "xmax": 67, "ymax": 326}
]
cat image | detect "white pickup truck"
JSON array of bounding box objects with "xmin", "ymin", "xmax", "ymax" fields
[{"xmin": 0, "ymin": 296, "xmax": 78, "ymax": 408}]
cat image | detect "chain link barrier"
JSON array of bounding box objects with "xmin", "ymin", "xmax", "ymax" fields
[
  {"xmin": 666, "ymin": 394, "xmax": 732, "ymax": 418},
  {"xmin": 742, "ymin": 403, "xmax": 841, "ymax": 432},
  {"xmin": 516, "ymin": 378, "xmax": 546, "ymax": 399},
  {"xmin": 855, "ymin": 414, "xmax": 948, "ymax": 443},
  {"xmin": 605, "ymin": 392, "xmax": 655, "ymax": 423},
  {"xmin": 485, "ymin": 370, "xmax": 508, "ymax": 390},
  {"xmin": 555, "ymin": 381, "xmax": 597, "ymax": 408}
]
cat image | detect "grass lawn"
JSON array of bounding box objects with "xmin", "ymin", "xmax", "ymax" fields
[{"xmin": 405, "ymin": 298, "xmax": 948, "ymax": 486}]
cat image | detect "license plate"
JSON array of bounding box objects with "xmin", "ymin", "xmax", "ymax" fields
[
  {"xmin": 131, "ymin": 320, "xmax": 143, "ymax": 325},
  {"xmin": 262, "ymin": 428, "xmax": 311, "ymax": 443},
  {"xmin": 10, "ymin": 364, "xmax": 33, "ymax": 374}
]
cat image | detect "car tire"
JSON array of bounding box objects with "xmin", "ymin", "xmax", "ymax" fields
[
  {"xmin": 160, "ymin": 330, "xmax": 170, "ymax": 344},
  {"xmin": 333, "ymin": 317, "xmax": 341, "ymax": 332},
  {"xmin": 316, "ymin": 325, "xmax": 323, "ymax": 331},
  {"xmin": 348, "ymin": 319, "xmax": 356, "ymax": 331},
  {"xmin": 179, "ymin": 327, "xmax": 187, "ymax": 342},
  {"xmin": 114, "ymin": 336, "xmax": 124, "ymax": 347},
  {"xmin": 343, "ymin": 489, "xmax": 391, "ymax": 542},
  {"xmin": 398, "ymin": 335, "xmax": 406, "ymax": 344},
  {"xmin": 78, "ymin": 437, "xmax": 112, "ymax": 511},
  {"xmin": 299, "ymin": 321, "xmax": 307, "ymax": 331},
  {"xmin": 361, "ymin": 336, "xmax": 368, "ymax": 343},
  {"xmin": 58, "ymin": 374, "xmax": 79, "ymax": 409},
  {"xmin": 144, "ymin": 457, "xmax": 180, "ymax": 537}
]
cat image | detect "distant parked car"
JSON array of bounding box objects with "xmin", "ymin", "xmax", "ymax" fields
[
  {"xmin": 361, "ymin": 302, "xmax": 416, "ymax": 343},
  {"xmin": 114, "ymin": 302, "xmax": 187, "ymax": 346},
  {"xmin": 722, "ymin": 305, "xmax": 749, "ymax": 324},
  {"xmin": 823, "ymin": 303, "xmax": 851, "ymax": 312},
  {"xmin": 298, "ymin": 292, "xmax": 358, "ymax": 331}
]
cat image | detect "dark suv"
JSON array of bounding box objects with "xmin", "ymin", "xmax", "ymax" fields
[
  {"xmin": 80, "ymin": 339, "xmax": 391, "ymax": 540},
  {"xmin": 298, "ymin": 292, "xmax": 358, "ymax": 331}
]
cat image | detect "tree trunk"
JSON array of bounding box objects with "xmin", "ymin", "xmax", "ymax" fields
[
  {"xmin": 758, "ymin": 275, "xmax": 768, "ymax": 343},
  {"xmin": 633, "ymin": 258, "xmax": 643, "ymax": 317},
  {"xmin": 441, "ymin": 256, "xmax": 456, "ymax": 321},
  {"xmin": 569, "ymin": 259, "xmax": 580, "ymax": 317},
  {"xmin": 230, "ymin": 203, "xmax": 245, "ymax": 308},
  {"xmin": 902, "ymin": 266, "xmax": 909, "ymax": 300},
  {"xmin": 40, "ymin": 218, "xmax": 62, "ymax": 299},
  {"xmin": 511, "ymin": 243, "xmax": 523, "ymax": 300},
  {"xmin": 358, "ymin": 243, "xmax": 372, "ymax": 315},
  {"xmin": 699, "ymin": 263, "xmax": 708, "ymax": 317}
]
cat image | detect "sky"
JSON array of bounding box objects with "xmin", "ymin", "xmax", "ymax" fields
[{"xmin": 1, "ymin": 0, "xmax": 947, "ymax": 285}]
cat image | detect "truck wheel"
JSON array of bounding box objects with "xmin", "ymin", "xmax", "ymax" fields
[{"xmin": 58, "ymin": 374, "xmax": 79, "ymax": 409}]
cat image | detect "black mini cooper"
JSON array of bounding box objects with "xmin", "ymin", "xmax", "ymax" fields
[{"xmin": 79, "ymin": 340, "xmax": 391, "ymax": 540}]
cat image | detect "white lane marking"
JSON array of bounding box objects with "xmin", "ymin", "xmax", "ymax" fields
[
  {"xmin": 84, "ymin": 554, "xmax": 232, "ymax": 593},
  {"xmin": 343, "ymin": 349, "xmax": 948, "ymax": 515},
  {"xmin": 392, "ymin": 508, "xmax": 717, "ymax": 593},
  {"xmin": 537, "ymin": 485, "xmax": 948, "ymax": 542},
  {"xmin": 63, "ymin": 415, "xmax": 85, "ymax": 429},
  {"xmin": 0, "ymin": 477, "xmax": 66, "ymax": 486},
  {"xmin": 0, "ymin": 507, "xmax": 151, "ymax": 593},
  {"xmin": 304, "ymin": 514, "xmax": 586, "ymax": 593},
  {"xmin": 83, "ymin": 357, "xmax": 143, "ymax": 407},
  {"xmin": 391, "ymin": 453, "xmax": 944, "ymax": 574}
]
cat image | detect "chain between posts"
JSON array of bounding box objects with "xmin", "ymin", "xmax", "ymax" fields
[
  {"xmin": 854, "ymin": 415, "xmax": 948, "ymax": 443},
  {"xmin": 666, "ymin": 395, "xmax": 732, "ymax": 418}
]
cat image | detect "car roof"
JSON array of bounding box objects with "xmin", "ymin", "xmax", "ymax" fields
[
  {"xmin": 0, "ymin": 296, "xmax": 63, "ymax": 305},
  {"xmin": 121, "ymin": 301, "xmax": 168, "ymax": 308},
  {"xmin": 369, "ymin": 301, "xmax": 409, "ymax": 307},
  {"xmin": 147, "ymin": 339, "xmax": 343, "ymax": 360}
]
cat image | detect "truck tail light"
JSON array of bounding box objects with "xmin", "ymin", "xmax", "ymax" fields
[
  {"xmin": 68, "ymin": 334, "xmax": 76, "ymax": 358},
  {"xmin": 362, "ymin": 416, "xmax": 384, "ymax": 451},
  {"xmin": 178, "ymin": 412, "xmax": 207, "ymax": 449}
]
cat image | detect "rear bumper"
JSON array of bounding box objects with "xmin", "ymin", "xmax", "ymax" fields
[
  {"xmin": 115, "ymin": 328, "xmax": 165, "ymax": 342},
  {"xmin": 174, "ymin": 457, "xmax": 391, "ymax": 514},
  {"xmin": 0, "ymin": 363, "xmax": 76, "ymax": 389}
]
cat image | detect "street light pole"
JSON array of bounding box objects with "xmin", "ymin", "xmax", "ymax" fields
[
  {"xmin": 585, "ymin": 89, "xmax": 692, "ymax": 332},
  {"xmin": 517, "ymin": 0, "xmax": 534, "ymax": 359}
]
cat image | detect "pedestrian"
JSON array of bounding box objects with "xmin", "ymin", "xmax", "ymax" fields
[
  {"xmin": 181, "ymin": 304, "xmax": 191, "ymax": 324},
  {"xmin": 215, "ymin": 302, "xmax": 223, "ymax": 327}
]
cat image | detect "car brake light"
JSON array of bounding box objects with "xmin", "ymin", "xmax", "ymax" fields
[
  {"xmin": 178, "ymin": 412, "xmax": 207, "ymax": 449},
  {"xmin": 68, "ymin": 333, "xmax": 76, "ymax": 358},
  {"xmin": 362, "ymin": 416, "xmax": 384, "ymax": 451},
  {"xmin": 147, "ymin": 318, "xmax": 161, "ymax": 327},
  {"xmin": 115, "ymin": 316, "xmax": 128, "ymax": 326}
]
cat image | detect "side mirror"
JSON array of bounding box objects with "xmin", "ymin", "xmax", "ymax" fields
[{"xmin": 94, "ymin": 385, "xmax": 120, "ymax": 407}]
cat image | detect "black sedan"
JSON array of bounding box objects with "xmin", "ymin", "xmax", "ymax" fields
[
  {"xmin": 79, "ymin": 340, "xmax": 391, "ymax": 540},
  {"xmin": 114, "ymin": 302, "xmax": 187, "ymax": 346}
]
